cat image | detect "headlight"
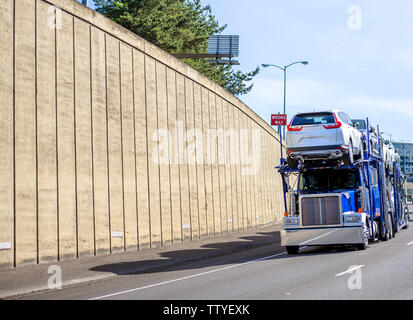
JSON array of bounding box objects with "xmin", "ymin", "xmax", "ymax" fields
[
  {"xmin": 284, "ymin": 216, "xmax": 299, "ymax": 225},
  {"xmin": 344, "ymin": 214, "xmax": 362, "ymax": 223}
]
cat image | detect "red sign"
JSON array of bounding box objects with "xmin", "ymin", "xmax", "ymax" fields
[{"xmin": 271, "ymin": 114, "xmax": 287, "ymax": 126}]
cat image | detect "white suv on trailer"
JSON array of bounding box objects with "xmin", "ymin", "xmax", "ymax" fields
[{"xmin": 286, "ymin": 110, "xmax": 363, "ymax": 168}]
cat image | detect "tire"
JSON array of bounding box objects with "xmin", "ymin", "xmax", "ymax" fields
[
  {"xmin": 382, "ymin": 213, "xmax": 393, "ymax": 241},
  {"xmin": 343, "ymin": 141, "xmax": 354, "ymax": 166},
  {"xmin": 403, "ymin": 209, "xmax": 409, "ymax": 229},
  {"xmin": 356, "ymin": 243, "xmax": 367, "ymax": 250},
  {"xmin": 387, "ymin": 214, "xmax": 392, "ymax": 240},
  {"xmin": 286, "ymin": 246, "xmax": 299, "ymax": 255},
  {"xmin": 355, "ymin": 141, "xmax": 364, "ymax": 160}
]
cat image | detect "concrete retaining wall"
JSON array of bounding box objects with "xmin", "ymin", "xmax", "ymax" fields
[{"xmin": 0, "ymin": 0, "xmax": 286, "ymax": 268}]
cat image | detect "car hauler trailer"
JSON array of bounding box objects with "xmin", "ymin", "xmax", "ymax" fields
[{"xmin": 278, "ymin": 118, "xmax": 409, "ymax": 254}]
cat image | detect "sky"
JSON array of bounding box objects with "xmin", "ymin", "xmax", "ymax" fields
[{"xmin": 88, "ymin": 0, "xmax": 413, "ymax": 142}]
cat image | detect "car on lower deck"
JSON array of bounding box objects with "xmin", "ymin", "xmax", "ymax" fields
[{"xmin": 286, "ymin": 110, "xmax": 363, "ymax": 168}]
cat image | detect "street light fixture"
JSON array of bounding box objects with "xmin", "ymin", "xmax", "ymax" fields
[{"xmin": 262, "ymin": 61, "xmax": 309, "ymax": 137}]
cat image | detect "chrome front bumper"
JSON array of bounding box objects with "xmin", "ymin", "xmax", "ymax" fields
[{"xmin": 281, "ymin": 226, "xmax": 364, "ymax": 246}]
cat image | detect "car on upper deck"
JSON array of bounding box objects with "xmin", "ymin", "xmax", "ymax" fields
[{"xmin": 286, "ymin": 110, "xmax": 363, "ymax": 168}]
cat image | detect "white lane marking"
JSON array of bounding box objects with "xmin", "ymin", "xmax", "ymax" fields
[
  {"xmin": 89, "ymin": 251, "xmax": 289, "ymax": 300},
  {"xmin": 335, "ymin": 265, "xmax": 364, "ymax": 277},
  {"xmin": 407, "ymin": 241, "xmax": 413, "ymax": 246}
]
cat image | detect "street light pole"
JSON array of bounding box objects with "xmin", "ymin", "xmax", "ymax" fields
[{"xmin": 262, "ymin": 61, "xmax": 309, "ymax": 138}]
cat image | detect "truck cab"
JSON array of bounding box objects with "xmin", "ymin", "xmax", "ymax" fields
[{"xmin": 281, "ymin": 166, "xmax": 371, "ymax": 254}]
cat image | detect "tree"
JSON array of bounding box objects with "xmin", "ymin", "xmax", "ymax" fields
[{"xmin": 94, "ymin": 0, "xmax": 259, "ymax": 96}]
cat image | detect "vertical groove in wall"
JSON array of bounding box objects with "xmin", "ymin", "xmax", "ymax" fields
[
  {"xmin": 143, "ymin": 55, "xmax": 152, "ymax": 247},
  {"xmin": 72, "ymin": 17, "xmax": 79, "ymax": 258},
  {"xmin": 259, "ymin": 120, "xmax": 269, "ymax": 225},
  {"xmin": 270, "ymin": 135, "xmax": 278, "ymax": 221},
  {"xmin": 220, "ymin": 98, "xmax": 226, "ymax": 233},
  {"xmin": 229, "ymin": 106, "xmax": 236, "ymax": 231},
  {"xmin": 12, "ymin": 0, "xmax": 16, "ymax": 268},
  {"xmin": 237, "ymin": 110, "xmax": 243, "ymax": 229},
  {"xmin": 265, "ymin": 134, "xmax": 271, "ymax": 222},
  {"xmin": 192, "ymin": 83, "xmax": 200, "ymax": 240},
  {"xmin": 254, "ymin": 122, "xmax": 262, "ymax": 225},
  {"xmin": 271, "ymin": 135, "xmax": 277, "ymax": 219},
  {"xmin": 241, "ymin": 113, "xmax": 248, "ymax": 228},
  {"xmin": 131, "ymin": 49, "xmax": 139, "ymax": 250},
  {"xmin": 264, "ymin": 132, "xmax": 269, "ymax": 223},
  {"xmin": 184, "ymin": 79, "xmax": 192, "ymax": 240},
  {"xmin": 248, "ymin": 115, "xmax": 254, "ymax": 228},
  {"xmin": 54, "ymin": 5, "xmax": 60, "ymax": 261},
  {"xmin": 89, "ymin": 25, "xmax": 96, "ymax": 256},
  {"xmin": 248, "ymin": 119, "xmax": 256, "ymax": 227},
  {"xmin": 199, "ymin": 86, "xmax": 208, "ymax": 236},
  {"xmin": 104, "ymin": 34, "xmax": 112, "ymax": 253},
  {"xmin": 228, "ymin": 103, "xmax": 235, "ymax": 232},
  {"xmin": 34, "ymin": 0, "xmax": 39, "ymax": 264},
  {"xmin": 257, "ymin": 122, "xmax": 264, "ymax": 225},
  {"xmin": 200, "ymin": 89, "xmax": 206, "ymax": 236},
  {"xmin": 118, "ymin": 41, "xmax": 126, "ymax": 251},
  {"xmin": 214, "ymin": 95, "xmax": 222, "ymax": 235},
  {"xmin": 165, "ymin": 69, "xmax": 173, "ymax": 244},
  {"xmin": 154, "ymin": 62, "xmax": 162, "ymax": 245},
  {"xmin": 221, "ymin": 100, "xmax": 229, "ymax": 234},
  {"xmin": 208, "ymin": 92, "xmax": 215, "ymax": 236},
  {"xmin": 271, "ymin": 138, "xmax": 276, "ymax": 220},
  {"xmin": 175, "ymin": 73, "xmax": 183, "ymax": 242}
]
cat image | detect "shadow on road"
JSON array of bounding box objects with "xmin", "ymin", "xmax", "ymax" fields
[{"xmin": 89, "ymin": 231, "xmax": 359, "ymax": 276}]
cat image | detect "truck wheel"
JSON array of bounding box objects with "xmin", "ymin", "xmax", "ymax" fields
[
  {"xmin": 356, "ymin": 243, "xmax": 367, "ymax": 250},
  {"xmin": 286, "ymin": 246, "xmax": 299, "ymax": 255},
  {"xmin": 357, "ymin": 223, "xmax": 369, "ymax": 250}
]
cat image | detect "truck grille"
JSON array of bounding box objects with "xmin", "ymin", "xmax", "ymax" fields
[{"xmin": 301, "ymin": 196, "xmax": 341, "ymax": 226}]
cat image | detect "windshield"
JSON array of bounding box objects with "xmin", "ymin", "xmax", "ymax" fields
[
  {"xmin": 299, "ymin": 169, "xmax": 360, "ymax": 192},
  {"xmin": 291, "ymin": 112, "xmax": 335, "ymax": 126}
]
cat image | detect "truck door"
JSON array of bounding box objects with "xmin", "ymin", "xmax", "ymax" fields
[{"xmin": 370, "ymin": 167, "xmax": 381, "ymax": 216}]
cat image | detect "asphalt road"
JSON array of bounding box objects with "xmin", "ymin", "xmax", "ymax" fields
[{"xmin": 14, "ymin": 221, "xmax": 413, "ymax": 300}]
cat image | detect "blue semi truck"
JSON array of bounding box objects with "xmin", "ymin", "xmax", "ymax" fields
[{"xmin": 278, "ymin": 119, "xmax": 409, "ymax": 254}]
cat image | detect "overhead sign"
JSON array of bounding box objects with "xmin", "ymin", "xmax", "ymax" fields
[{"xmin": 271, "ymin": 114, "xmax": 287, "ymax": 126}]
